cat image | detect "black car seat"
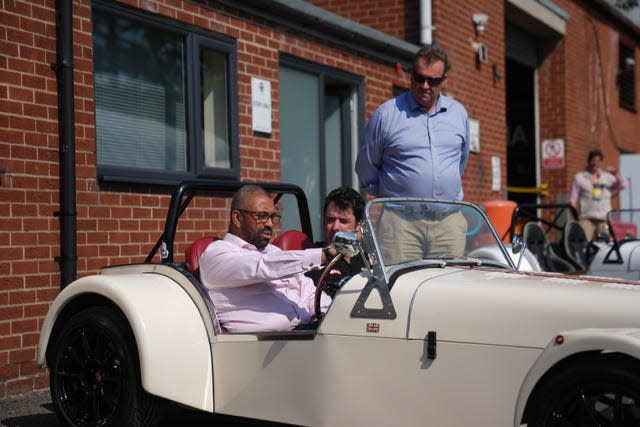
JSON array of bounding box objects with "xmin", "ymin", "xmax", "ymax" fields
[
  {"xmin": 563, "ymin": 220, "xmax": 589, "ymax": 270},
  {"xmin": 523, "ymin": 222, "xmax": 576, "ymax": 273}
]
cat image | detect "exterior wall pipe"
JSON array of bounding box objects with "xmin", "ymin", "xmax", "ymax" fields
[
  {"xmin": 419, "ymin": 0, "xmax": 434, "ymax": 45},
  {"xmin": 53, "ymin": 0, "xmax": 77, "ymax": 287}
]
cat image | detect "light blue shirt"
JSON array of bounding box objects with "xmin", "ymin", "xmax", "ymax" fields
[{"xmin": 355, "ymin": 91, "xmax": 470, "ymax": 200}]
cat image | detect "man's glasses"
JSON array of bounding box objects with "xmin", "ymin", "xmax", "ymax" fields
[
  {"xmin": 237, "ymin": 209, "xmax": 282, "ymax": 224},
  {"xmin": 412, "ymin": 71, "xmax": 445, "ymax": 87}
]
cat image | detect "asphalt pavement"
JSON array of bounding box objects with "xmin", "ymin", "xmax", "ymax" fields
[
  {"xmin": 0, "ymin": 388, "xmax": 293, "ymax": 427},
  {"xmin": 0, "ymin": 389, "xmax": 59, "ymax": 427}
]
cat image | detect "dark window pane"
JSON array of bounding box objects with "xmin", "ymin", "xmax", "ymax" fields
[
  {"xmin": 201, "ymin": 48, "xmax": 230, "ymax": 169},
  {"xmin": 619, "ymin": 43, "xmax": 636, "ymax": 112},
  {"xmin": 93, "ymin": 10, "xmax": 187, "ymax": 171}
]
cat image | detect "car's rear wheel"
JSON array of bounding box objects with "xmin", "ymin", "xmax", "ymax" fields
[
  {"xmin": 49, "ymin": 306, "xmax": 162, "ymax": 427},
  {"xmin": 526, "ymin": 355, "xmax": 640, "ymax": 426}
]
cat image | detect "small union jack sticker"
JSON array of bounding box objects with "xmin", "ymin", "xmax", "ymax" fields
[{"xmin": 366, "ymin": 322, "xmax": 380, "ymax": 333}]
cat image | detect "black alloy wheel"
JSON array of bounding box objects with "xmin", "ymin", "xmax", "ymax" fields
[
  {"xmin": 527, "ymin": 355, "xmax": 640, "ymax": 427},
  {"xmin": 49, "ymin": 306, "xmax": 161, "ymax": 427}
]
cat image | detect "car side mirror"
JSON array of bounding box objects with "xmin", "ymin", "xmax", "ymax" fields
[
  {"xmin": 333, "ymin": 231, "xmax": 361, "ymax": 258},
  {"xmin": 512, "ymin": 235, "xmax": 523, "ymax": 254},
  {"xmin": 511, "ymin": 235, "xmax": 527, "ymax": 270}
]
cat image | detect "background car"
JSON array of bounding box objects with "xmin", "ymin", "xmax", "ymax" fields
[
  {"xmin": 507, "ymin": 203, "xmax": 583, "ymax": 273},
  {"xmin": 508, "ymin": 203, "xmax": 640, "ymax": 280},
  {"xmin": 38, "ymin": 180, "xmax": 640, "ymax": 427},
  {"xmin": 588, "ymin": 208, "xmax": 640, "ymax": 280}
]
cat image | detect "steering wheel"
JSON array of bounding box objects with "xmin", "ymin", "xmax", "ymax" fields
[{"xmin": 314, "ymin": 253, "xmax": 344, "ymax": 320}]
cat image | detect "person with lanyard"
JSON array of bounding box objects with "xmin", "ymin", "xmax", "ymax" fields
[
  {"xmin": 355, "ymin": 44, "xmax": 470, "ymax": 264},
  {"xmin": 570, "ymin": 149, "xmax": 626, "ymax": 241}
]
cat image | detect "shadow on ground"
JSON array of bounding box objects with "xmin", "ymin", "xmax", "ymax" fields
[
  {"xmin": 2, "ymin": 413, "xmax": 60, "ymax": 427},
  {"xmin": 0, "ymin": 390, "xmax": 295, "ymax": 427}
]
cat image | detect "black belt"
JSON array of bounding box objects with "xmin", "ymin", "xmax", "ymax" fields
[{"xmin": 390, "ymin": 204, "xmax": 456, "ymax": 221}]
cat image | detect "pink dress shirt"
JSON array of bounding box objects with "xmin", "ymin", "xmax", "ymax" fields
[{"xmin": 199, "ymin": 233, "xmax": 332, "ymax": 333}]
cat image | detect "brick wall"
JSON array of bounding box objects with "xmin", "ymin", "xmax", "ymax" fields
[
  {"xmin": 307, "ymin": 0, "xmax": 420, "ymax": 43},
  {"xmin": 430, "ymin": 0, "xmax": 508, "ymax": 202},
  {"xmin": 539, "ymin": 0, "xmax": 640, "ymax": 205},
  {"xmin": 1, "ymin": 1, "xmax": 59, "ymax": 396}
]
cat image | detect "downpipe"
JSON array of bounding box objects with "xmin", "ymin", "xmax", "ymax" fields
[{"xmin": 53, "ymin": 0, "xmax": 77, "ymax": 287}]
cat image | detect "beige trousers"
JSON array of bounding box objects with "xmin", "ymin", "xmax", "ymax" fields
[
  {"xmin": 579, "ymin": 218, "xmax": 608, "ymax": 241},
  {"xmin": 376, "ymin": 209, "xmax": 468, "ymax": 266}
]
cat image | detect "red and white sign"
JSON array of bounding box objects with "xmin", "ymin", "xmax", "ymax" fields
[{"xmin": 542, "ymin": 138, "xmax": 565, "ymax": 169}]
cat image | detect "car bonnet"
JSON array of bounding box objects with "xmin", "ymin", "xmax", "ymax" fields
[{"xmin": 406, "ymin": 268, "xmax": 640, "ymax": 348}]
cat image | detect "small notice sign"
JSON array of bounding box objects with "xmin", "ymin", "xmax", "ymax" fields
[
  {"xmin": 251, "ymin": 77, "xmax": 272, "ymax": 134},
  {"xmin": 542, "ymin": 138, "xmax": 565, "ymax": 169},
  {"xmin": 491, "ymin": 156, "xmax": 501, "ymax": 192},
  {"xmin": 469, "ymin": 117, "xmax": 480, "ymax": 153}
]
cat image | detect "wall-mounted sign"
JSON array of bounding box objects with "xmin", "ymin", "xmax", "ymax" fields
[
  {"xmin": 469, "ymin": 117, "xmax": 480, "ymax": 153},
  {"xmin": 251, "ymin": 77, "xmax": 272, "ymax": 134},
  {"xmin": 491, "ymin": 155, "xmax": 501, "ymax": 192},
  {"xmin": 541, "ymin": 138, "xmax": 565, "ymax": 169}
]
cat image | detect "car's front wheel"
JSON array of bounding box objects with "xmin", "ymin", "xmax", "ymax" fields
[
  {"xmin": 526, "ymin": 355, "xmax": 640, "ymax": 426},
  {"xmin": 49, "ymin": 306, "xmax": 162, "ymax": 427}
]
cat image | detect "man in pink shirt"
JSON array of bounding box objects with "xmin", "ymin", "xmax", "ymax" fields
[{"xmin": 199, "ymin": 185, "xmax": 334, "ymax": 333}]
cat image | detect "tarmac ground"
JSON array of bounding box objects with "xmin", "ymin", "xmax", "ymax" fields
[
  {"xmin": 0, "ymin": 389, "xmax": 291, "ymax": 427},
  {"xmin": 0, "ymin": 389, "xmax": 59, "ymax": 427}
]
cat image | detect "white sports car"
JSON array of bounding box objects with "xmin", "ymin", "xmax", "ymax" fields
[
  {"xmin": 588, "ymin": 209, "xmax": 640, "ymax": 280},
  {"xmin": 37, "ymin": 180, "xmax": 640, "ymax": 427}
]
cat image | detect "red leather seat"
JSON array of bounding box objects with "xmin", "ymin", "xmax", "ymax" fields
[
  {"xmin": 185, "ymin": 236, "xmax": 218, "ymax": 279},
  {"xmin": 185, "ymin": 236, "xmax": 227, "ymax": 333},
  {"xmin": 272, "ymin": 230, "xmax": 314, "ymax": 250}
]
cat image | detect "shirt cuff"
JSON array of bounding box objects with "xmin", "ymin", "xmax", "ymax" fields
[{"xmin": 303, "ymin": 248, "xmax": 323, "ymax": 270}]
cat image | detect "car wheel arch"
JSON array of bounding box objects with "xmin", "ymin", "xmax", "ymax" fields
[
  {"xmin": 38, "ymin": 274, "xmax": 215, "ymax": 412},
  {"xmin": 515, "ymin": 329, "xmax": 640, "ymax": 425},
  {"xmin": 521, "ymin": 350, "xmax": 602, "ymax": 422},
  {"xmin": 521, "ymin": 351, "xmax": 640, "ymax": 425}
]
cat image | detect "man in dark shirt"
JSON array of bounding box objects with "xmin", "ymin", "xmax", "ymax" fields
[{"xmin": 306, "ymin": 187, "xmax": 366, "ymax": 297}]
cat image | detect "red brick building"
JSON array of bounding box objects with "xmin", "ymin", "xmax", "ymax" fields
[{"xmin": 1, "ymin": 0, "xmax": 638, "ymax": 396}]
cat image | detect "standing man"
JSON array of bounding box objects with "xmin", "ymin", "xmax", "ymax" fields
[
  {"xmin": 199, "ymin": 185, "xmax": 334, "ymax": 333},
  {"xmin": 306, "ymin": 187, "xmax": 366, "ymax": 297},
  {"xmin": 355, "ymin": 44, "xmax": 469, "ymax": 201},
  {"xmin": 570, "ymin": 150, "xmax": 626, "ymax": 240},
  {"xmin": 355, "ymin": 44, "xmax": 470, "ymax": 262}
]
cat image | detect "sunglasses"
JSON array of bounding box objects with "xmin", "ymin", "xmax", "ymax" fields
[{"xmin": 412, "ymin": 71, "xmax": 446, "ymax": 87}]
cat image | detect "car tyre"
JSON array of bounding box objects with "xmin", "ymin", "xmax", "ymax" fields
[
  {"xmin": 49, "ymin": 306, "xmax": 163, "ymax": 427},
  {"xmin": 526, "ymin": 355, "xmax": 640, "ymax": 426}
]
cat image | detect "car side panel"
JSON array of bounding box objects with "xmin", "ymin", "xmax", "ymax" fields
[
  {"xmin": 211, "ymin": 333, "xmax": 539, "ymax": 426},
  {"xmin": 37, "ymin": 273, "xmax": 214, "ymax": 412},
  {"xmin": 209, "ymin": 271, "xmax": 539, "ymax": 426}
]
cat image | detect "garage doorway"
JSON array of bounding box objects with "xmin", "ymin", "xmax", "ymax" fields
[{"xmin": 506, "ymin": 58, "xmax": 537, "ymax": 205}]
